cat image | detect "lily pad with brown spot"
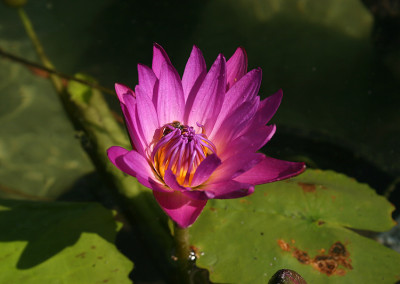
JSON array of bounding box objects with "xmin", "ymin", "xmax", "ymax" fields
[{"xmin": 190, "ymin": 169, "xmax": 400, "ymax": 283}]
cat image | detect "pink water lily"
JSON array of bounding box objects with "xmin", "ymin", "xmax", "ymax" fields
[{"xmin": 108, "ymin": 44, "xmax": 305, "ymax": 228}]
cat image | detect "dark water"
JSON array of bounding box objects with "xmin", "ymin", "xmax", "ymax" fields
[{"xmin": 1, "ymin": 0, "xmax": 399, "ymax": 283}]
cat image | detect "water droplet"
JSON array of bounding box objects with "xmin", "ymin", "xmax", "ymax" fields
[{"xmin": 189, "ymin": 251, "xmax": 196, "ymax": 261}]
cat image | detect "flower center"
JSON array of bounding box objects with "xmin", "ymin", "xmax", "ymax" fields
[{"xmin": 151, "ymin": 121, "xmax": 216, "ymax": 187}]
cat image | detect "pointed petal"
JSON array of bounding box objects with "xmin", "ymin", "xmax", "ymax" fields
[
  {"xmin": 107, "ymin": 146, "xmax": 132, "ymax": 174},
  {"xmin": 209, "ymin": 153, "xmax": 264, "ymax": 184},
  {"xmin": 164, "ymin": 169, "xmax": 189, "ymax": 192},
  {"xmin": 204, "ymin": 180, "xmax": 254, "ymax": 199},
  {"xmin": 226, "ymin": 47, "xmax": 248, "ymax": 90},
  {"xmin": 135, "ymin": 85, "xmax": 159, "ymax": 145},
  {"xmin": 182, "ymin": 45, "xmax": 207, "ymax": 101},
  {"xmin": 122, "ymin": 150, "xmax": 152, "ymax": 179},
  {"xmin": 250, "ymin": 89, "xmax": 283, "ymax": 128},
  {"xmin": 191, "ymin": 154, "xmax": 221, "ymax": 187},
  {"xmin": 234, "ymin": 157, "xmax": 306, "ymax": 184},
  {"xmin": 115, "ymin": 83, "xmax": 135, "ymax": 104},
  {"xmin": 121, "ymin": 150, "xmax": 171, "ymax": 192},
  {"xmin": 138, "ymin": 64, "xmax": 157, "ymax": 101},
  {"xmin": 211, "ymin": 68, "xmax": 262, "ymax": 137},
  {"xmin": 211, "ymin": 98, "xmax": 259, "ymax": 149},
  {"xmin": 157, "ymin": 62, "xmax": 185, "ymax": 126},
  {"xmin": 107, "ymin": 146, "xmax": 169, "ymax": 193},
  {"xmin": 153, "ymin": 190, "xmax": 207, "ymax": 228},
  {"xmin": 152, "ymin": 43, "xmax": 172, "ymax": 78},
  {"xmin": 120, "ymin": 94, "xmax": 146, "ymax": 155},
  {"xmin": 221, "ymin": 125, "xmax": 276, "ymax": 160},
  {"xmin": 186, "ymin": 54, "xmax": 226, "ymax": 132}
]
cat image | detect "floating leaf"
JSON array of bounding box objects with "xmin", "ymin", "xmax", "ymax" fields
[
  {"xmin": 190, "ymin": 170, "xmax": 400, "ymax": 283},
  {"xmin": 0, "ymin": 199, "xmax": 133, "ymax": 283}
]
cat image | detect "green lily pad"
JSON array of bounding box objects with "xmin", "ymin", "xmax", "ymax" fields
[
  {"xmin": 190, "ymin": 170, "xmax": 400, "ymax": 283},
  {"xmin": 0, "ymin": 199, "xmax": 133, "ymax": 283}
]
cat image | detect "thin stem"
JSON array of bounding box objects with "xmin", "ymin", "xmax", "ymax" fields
[
  {"xmin": 17, "ymin": 7, "xmax": 63, "ymax": 92},
  {"xmin": 174, "ymin": 222, "xmax": 191, "ymax": 283},
  {"xmin": 16, "ymin": 6, "xmax": 174, "ymax": 279},
  {"xmin": 0, "ymin": 47, "xmax": 115, "ymax": 96}
]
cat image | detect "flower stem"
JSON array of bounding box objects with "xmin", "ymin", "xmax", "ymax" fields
[
  {"xmin": 17, "ymin": 7, "xmax": 63, "ymax": 93},
  {"xmin": 174, "ymin": 222, "xmax": 191, "ymax": 283},
  {"xmin": 16, "ymin": 6, "xmax": 173, "ymax": 279}
]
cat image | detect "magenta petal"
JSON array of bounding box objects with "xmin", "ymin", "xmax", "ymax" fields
[
  {"xmin": 212, "ymin": 98, "xmax": 259, "ymax": 148},
  {"xmin": 121, "ymin": 150, "xmax": 163, "ymax": 190},
  {"xmin": 115, "ymin": 83, "xmax": 135, "ymax": 104},
  {"xmin": 182, "ymin": 190, "xmax": 211, "ymax": 201},
  {"xmin": 157, "ymin": 62, "xmax": 185, "ymax": 125},
  {"xmin": 152, "ymin": 43, "xmax": 171, "ymax": 78},
  {"xmin": 153, "ymin": 190, "xmax": 207, "ymax": 228},
  {"xmin": 107, "ymin": 146, "xmax": 132, "ymax": 174},
  {"xmin": 120, "ymin": 94, "xmax": 145, "ymax": 155},
  {"xmin": 204, "ymin": 180, "xmax": 254, "ymax": 199},
  {"xmin": 226, "ymin": 47, "xmax": 248, "ymax": 90},
  {"xmin": 222, "ymin": 125, "xmax": 276, "ymax": 160},
  {"xmin": 135, "ymin": 85, "xmax": 159, "ymax": 145},
  {"xmin": 191, "ymin": 154, "xmax": 221, "ymax": 187},
  {"xmin": 250, "ymin": 89, "xmax": 283, "ymax": 128},
  {"xmin": 210, "ymin": 153, "xmax": 264, "ymax": 184},
  {"xmin": 138, "ymin": 64, "xmax": 157, "ymax": 101},
  {"xmin": 234, "ymin": 156, "xmax": 306, "ymax": 184},
  {"xmin": 182, "ymin": 45, "xmax": 207, "ymax": 101},
  {"xmin": 164, "ymin": 169, "xmax": 189, "ymax": 192},
  {"xmin": 186, "ymin": 54, "xmax": 226, "ymax": 131},
  {"xmin": 107, "ymin": 146, "xmax": 169, "ymax": 193},
  {"xmin": 211, "ymin": 68, "xmax": 262, "ymax": 137}
]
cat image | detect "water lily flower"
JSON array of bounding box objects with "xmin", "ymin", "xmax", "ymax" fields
[{"xmin": 108, "ymin": 44, "xmax": 305, "ymax": 228}]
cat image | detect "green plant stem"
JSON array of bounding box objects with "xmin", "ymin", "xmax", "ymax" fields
[
  {"xmin": 17, "ymin": 6, "xmax": 173, "ymax": 280},
  {"xmin": 17, "ymin": 8, "xmax": 63, "ymax": 93},
  {"xmin": 0, "ymin": 47, "xmax": 115, "ymax": 95},
  {"xmin": 174, "ymin": 222, "xmax": 191, "ymax": 283}
]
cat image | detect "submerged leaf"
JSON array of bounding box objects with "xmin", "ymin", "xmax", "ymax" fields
[{"xmin": 190, "ymin": 169, "xmax": 400, "ymax": 283}]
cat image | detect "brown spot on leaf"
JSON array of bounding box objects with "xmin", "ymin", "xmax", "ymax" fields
[
  {"xmin": 277, "ymin": 239, "xmax": 352, "ymax": 276},
  {"xmin": 97, "ymin": 256, "xmax": 103, "ymax": 260},
  {"xmin": 312, "ymin": 255, "xmax": 338, "ymax": 275},
  {"xmin": 331, "ymin": 195, "xmax": 336, "ymax": 202},
  {"xmin": 293, "ymin": 249, "xmax": 310, "ymax": 264},
  {"xmin": 76, "ymin": 252, "xmax": 86, "ymax": 259},
  {"xmin": 91, "ymin": 246, "xmax": 96, "ymax": 250},
  {"xmin": 263, "ymin": 192, "xmax": 268, "ymax": 197},
  {"xmin": 298, "ymin": 182, "xmax": 316, "ymax": 193},
  {"xmin": 209, "ymin": 207, "xmax": 217, "ymax": 212},
  {"xmin": 317, "ymin": 220, "xmax": 325, "ymax": 226},
  {"xmin": 239, "ymin": 199, "xmax": 251, "ymax": 204},
  {"xmin": 277, "ymin": 239, "xmax": 291, "ymax": 251}
]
